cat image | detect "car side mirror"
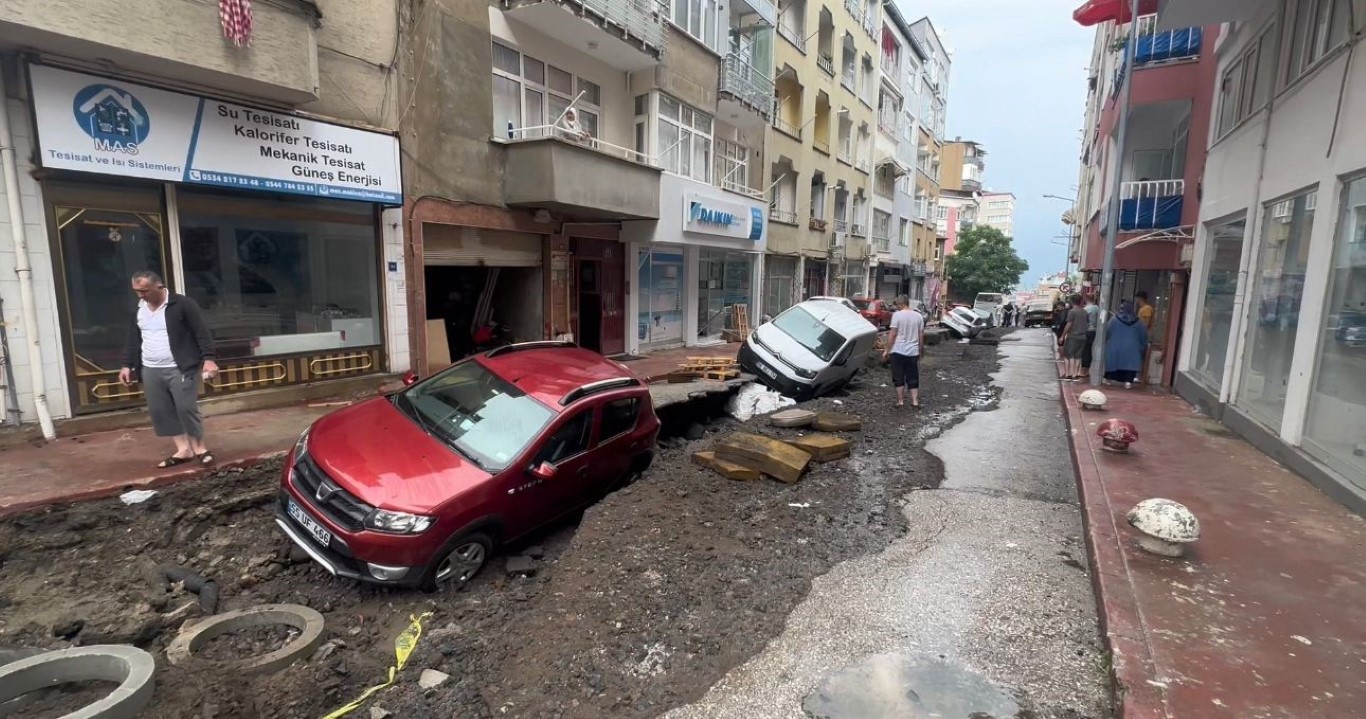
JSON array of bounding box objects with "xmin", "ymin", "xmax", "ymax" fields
[
  {"xmin": 530, "ymin": 462, "xmax": 558, "ymax": 480},
  {"xmin": 402, "ymin": 371, "xmax": 419, "ymax": 387}
]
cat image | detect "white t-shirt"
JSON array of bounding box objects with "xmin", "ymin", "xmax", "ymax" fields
[
  {"xmin": 137, "ymin": 298, "xmax": 177, "ymax": 369},
  {"xmin": 890, "ymin": 308, "xmax": 924, "ymax": 357}
]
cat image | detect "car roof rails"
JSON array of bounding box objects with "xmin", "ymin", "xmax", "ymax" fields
[
  {"xmin": 560, "ymin": 377, "xmax": 642, "ymax": 406},
  {"xmin": 484, "ymin": 341, "xmax": 577, "ymax": 359}
]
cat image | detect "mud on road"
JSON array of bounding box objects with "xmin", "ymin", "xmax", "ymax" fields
[{"xmin": 0, "ymin": 338, "xmax": 1000, "ymax": 718}]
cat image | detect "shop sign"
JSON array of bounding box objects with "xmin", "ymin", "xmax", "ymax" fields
[
  {"xmin": 28, "ymin": 65, "xmax": 402, "ymax": 204},
  {"xmin": 682, "ymin": 192, "xmax": 763, "ymax": 241}
]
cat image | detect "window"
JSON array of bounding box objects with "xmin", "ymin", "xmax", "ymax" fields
[
  {"xmin": 400, "ymin": 361, "xmax": 554, "ymax": 471},
  {"xmin": 773, "ymin": 306, "xmax": 847, "ymax": 361},
  {"xmin": 1303, "ymin": 175, "xmax": 1366, "ymax": 485},
  {"xmin": 600, "ymin": 398, "xmax": 640, "ymax": 441},
  {"xmin": 1216, "ymin": 25, "xmax": 1277, "ymax": 137},
  {"xmin": 936, "ymin": 205, "xmax": 948, "ymax": 221},
  {"xmin": 673, "ymin": 0, "xmax": 720, "ymax": 50},
  {"xmin": 873, "ymin": 210, "xmax": 892, "ymax": 241},
  {"xmin": 715, "ymin": 138, "xmax": 750, "ymax": 194},
  {"xmin": 535, "ymin": 411, "xmax": 593, "ymax": 466},
  {"xmin": 1286, "ymin": 0, "xmax": 1351, "ymax": 83},
  {"xmin": 899, "ymin": 218, "xmax": 910, "ymax": 246},
  {"xmin": 491, "ymin": 41, "xmax": 601, "ymax": 139},
  {"xmin": 657, "ymin": 94, "xmax": 713, "ymax": 182},
  {"xmin": 1237, "ymin": 190, "xmax": 1316, "ymax": 427}
]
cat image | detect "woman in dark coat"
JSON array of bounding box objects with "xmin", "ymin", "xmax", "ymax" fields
[{"xmin": 1104, "ymin": 300, "xmax": 1149, "ymax": 388}]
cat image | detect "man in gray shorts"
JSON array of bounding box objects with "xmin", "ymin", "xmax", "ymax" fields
[
  {"xmin": 1059, "ymin": 293, "xmax": 1090, "ymax": 382},
  {"xmin": 118, "ymin": 271, "xmax": 219, "ymax": 468}
]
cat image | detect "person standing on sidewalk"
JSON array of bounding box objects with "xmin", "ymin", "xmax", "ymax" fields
[
  {"xmin": 118, "ymin": 271, "xmax": 219, "ymax": 468},
  {"xmin": 1135, "ymin": 291, "xmax": 1155, "ymax": 330},
  {"xmin": 1059, "ymin": 293, "xmax": 1089, "ymax": 381},
  {"xmin": 882, "ymin": 295, "xmax": 925, "ymax": 409},
  {"xmin": 1104, "ymin": 300, "xmax": 1148, "ymax": 389},
  {"xmin": 1081, "ymin": 293, "xmax": 1100, "ymax": 376}
]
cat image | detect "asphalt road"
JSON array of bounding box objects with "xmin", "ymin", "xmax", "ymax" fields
[{"xmin": 666, "ymin": 329, "xmax": 1113, "ymax": 719}]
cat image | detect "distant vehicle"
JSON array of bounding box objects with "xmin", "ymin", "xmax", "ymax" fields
[
  {"xmin": 941, "ymin": 306, "xmax": 989, "ymax": 339},
  {"xmin": 276, "ymin": 342, "xmax": 660, "ymax": 590},
  {"xmin": 739, "ymin": 299, "xmax": 879, "ymax": 400},
  {"xmin": 974, "ymin": 293, "xmax": 1005, "ymax": 326},
  {"xmin": 1023, "ymin": 298, "xmax": 1056, "ymax": 327},
  {"xmin": 1335, "ymin": 310, "xmax": 1366, "ymax": 347},
  {"xmin": 852, "ymin": 297, "xmax": 894, "ymax": 329},
  {"xmin": 807, "ymin": 295, "xmax": 859, "ymax": 312}
]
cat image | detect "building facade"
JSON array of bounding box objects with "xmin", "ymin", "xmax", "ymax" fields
[
  {"xmin": 0, "ymin": 0, "xmax": 406, "ymax": 429},
  {"xmin": 979, "ymin": 191, "xmax": 1017, "ymax": 237},
  {"xmin": 870, "ymin": 1, "xmax": 916, "ymax": 301},
  {"xmin": 1073, "ymin": 9, "xmax": 1218, "ymax": 388},
  {"xmin": 907, "ymin": 17, "xmax": 949, "ymax": 305},
  {"xmin": 1152, "ymin": 0, "xmax": 1366, "ymax": 512},
  {"xmin": 937, "ymin": 139, "xmax": 987, "ymax": 304}
]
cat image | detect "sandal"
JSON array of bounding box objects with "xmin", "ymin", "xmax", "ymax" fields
[
  {"xmin": 158, "ymin": 455, "xmax": 192, "ymax": 469},
  {"xmin": 196, "ymin": 451, "xmax": 216, "ymax": 465}
]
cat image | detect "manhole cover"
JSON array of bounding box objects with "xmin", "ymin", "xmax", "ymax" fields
[{"xmin": 803, "ymin": 653, "xmax": 1019, "ymax": 719}]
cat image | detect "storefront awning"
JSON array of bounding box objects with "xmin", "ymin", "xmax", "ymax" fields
[{"xmin": 1072, "ymin": 0, "xmax": 1159, "ymax": 26}]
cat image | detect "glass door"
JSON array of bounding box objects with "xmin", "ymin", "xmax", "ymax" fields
[
  {"xmin": 49, "ymin": 183, "xmax": 168, "ymax": 413},
  {"xmin": 637, "ymin": 249, "xmax": 684, "ymax": 349}
]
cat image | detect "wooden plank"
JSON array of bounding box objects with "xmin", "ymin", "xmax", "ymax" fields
[
  {"xmin": 769, "ymin": 409, "xmax": 818, "ymax": 428},
  {"xmin": 813, "ymin": 412, "xmax": 862, "ymax": 432},
  {"xmin": 714, "ymin": 432, "xmax": 812, "ymax": 484},
  {"xmin": 692, "ymin": 451, "xmax": 761, "ymax": 481},
  {"xmin": 667, "ymin": 371, "xmax": 700, "ymax": 384},
  {"xmin": 782, "ymin": 434, "xmax": 852, "ymax": 462}
]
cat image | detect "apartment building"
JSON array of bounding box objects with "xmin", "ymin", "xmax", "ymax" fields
[
  {"xmin": 1073, "ymin": 5, "xmax": 1218, "ymax": 389},
  {"xmin": 979, "ymin": 191, "xmax": 1017, "ymax": 237},
  {"xmin": 0, "ymin": 0, "xmax": 406, "ymax": 429},
  {"xmin": 908, "ymin": 17, "xmax": 950, "ymax": 303},
  {"xmin": 1140, "ymin": 0, "xmax": 1366, "ymax": 512},
  {"xmin": 870, "ymin": 1, "xmax": 917, "ymax": 301},
  {"xmin": 937, "ymin": 139, "xmax": 988, "ymax": 301},
  {"xmin": 764, "ymin": 0, "xmax": 881, "ymax": 311}
]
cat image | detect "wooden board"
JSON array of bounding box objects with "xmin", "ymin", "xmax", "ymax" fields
[
  {"xmin": 769, "ymin": 409, "xmax": 818, "ymax": 428},
  {"xmin": 813, "ymin": 412, "xmax": 862, "ymax": 432},
  {"xmin": 782, "ymin": 434, "xmax": 852, "ymax": 462},
  {"xmin": 692, "ymin": 451, "xmax": 761, "ymax": 481},
  {"xmin": 702, "ymin": 368, "xmax": 739, "ymax": 380},
  {"xmin": 425, "ymin": 319, "xmax": 451, "ymax": 368},
  {"xmin": 714, "ymin": 432, "xmax": 812, "ymax": 484}
]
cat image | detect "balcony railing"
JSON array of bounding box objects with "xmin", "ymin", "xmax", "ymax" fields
[
  {"xmin": 851, "ymin": 222, "xmax": 867, "ymax": 236},
  {"xmin": 873, "ymin": 235, "xmax": 890, "ymax": 252},
  {"xmin": 817, "ymin": 53, "xmax": 835, "ymax": 76},
  {"xmin": 962, "ymin": 178, "xmax": 982, "ymax": 191},
  {"xmin": 837, "ymin": 147, "xmax": 852, "ymax": 164},
  {"xmin": 506, "ymin": 0, "xmax": 669, "ymax": 65},
  {"xmin": 778, "ymin": 21, "xmax": 806, "ymax": 52},
  {"xmin": 833, "ymin": 218, "xmax": 849, "ymax": 233},
  {"xmin": 1120, "ymin": 179, "xmax": 1185, "ymax": 231},
  {"xmin": 720, "ymin": 53, "xmax": 776, "ymax": 119},
  {"xmin": 773, "ymin": 115, "xmax": 802, "ymax": 139},
  {"xmin": 769, "ymin": 207, "xmax": 798, "ymax": 224},
  {"xmin": 508, "ymin": 124, "xmax": 655, "ymax": 165},
  {"xmin": 844, "ymin": 0, "xmax": 861, "ymax": 22},
  {"xmin": 1134, "ymin": 26, "xmax": 1202, "ymax": 64},
  {"xmin": 855, "ymin": 159, "xmax": 870, "ymax": 173},
  {"xmin": 814, "ymin": 137, "xmax": 831, "ymax": 154}
]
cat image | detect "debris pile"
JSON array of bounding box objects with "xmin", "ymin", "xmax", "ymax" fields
[
  {"xmin": 691, "ymin": 411, "xmax": 862, "ymax": 484},
  {"xmin": 669, "ymin": 356, "xmax": 741, "ymax": 383}
]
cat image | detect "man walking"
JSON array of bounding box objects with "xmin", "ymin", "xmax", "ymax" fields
[
  {"xmin": 882, "ymin": 295, "xmax": 925, "ymax": 409},
  {"xmin": 118, "ymin": 271, "xmax": 219, "ymax": 468},
  {"xmin": 1059, "ymin": 293, "xmax": 1089, "ymax": 381},
  {"xmin": 1081, "ymin": 293, "xmax": 1100, "ymax": 376}
]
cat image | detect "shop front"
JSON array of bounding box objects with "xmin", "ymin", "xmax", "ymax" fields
[
  {"xmin": 27, "ymin": 64, "xmax": 402, "ymax": 415},
  {"xmin": 623, "ymin": 176, "xmax": 767, "ymax": 354}
]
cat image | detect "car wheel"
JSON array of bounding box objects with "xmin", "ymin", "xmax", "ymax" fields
[{"xmin": 421, "ymin": 531, "xmax": 492, "ymax": 591}]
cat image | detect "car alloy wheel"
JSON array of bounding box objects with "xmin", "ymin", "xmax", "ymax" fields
[{"xmin": 432, "ymin": 533, "xmax": 491, "ymax": 587}]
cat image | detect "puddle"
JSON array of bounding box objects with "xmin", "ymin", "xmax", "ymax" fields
[{"xmin": 803, "ymin": 653, "xmax": 1020, "ymax": 719}]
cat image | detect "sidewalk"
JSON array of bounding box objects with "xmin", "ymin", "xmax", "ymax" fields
[
  {"xmin": 618, "ymin": 342, "xmax": 741, "ymax": 382},
  {"xmin": 1061, "ymin": 379, "xmax": 1366, "ymax": 717}
]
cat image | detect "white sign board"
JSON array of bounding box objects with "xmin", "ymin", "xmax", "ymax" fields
[
  {"xmin": 682, "ymin": 192, "xmax": 764, "ymax": 241},
  {"xmin": 29, "ymin": 65, "xmax": 402, "ymax": 204}
]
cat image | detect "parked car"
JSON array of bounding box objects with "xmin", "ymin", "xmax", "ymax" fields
[
  {"xmin": 807, "ymin": 295, "xmax": 860, "ymax": 312},
  {"xmin": 276, "ymin": 341, "xmax": 660, "ymax": 590},
  {"xmin": 974, "ymin": 293, "xmax": 1005, "ymax": 327},
  {"xmin": 1023, "ymin": 299, "xmax": 1056, "ymax": 327},
  {"xmin": 852, "ymin": 297, "xmax": 894, "ymax": 329},
  {"xmin": 739, "ymin": 299, "xmax": 879, "ymax": 400},
  {"xmin": 941, "ymin": 306, "xmax": 989, "ymax": 339}
]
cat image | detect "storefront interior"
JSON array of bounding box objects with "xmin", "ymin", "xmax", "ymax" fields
[{"xmin": 423, "ymin": 265, "xmax": 543, "ymax": 364}]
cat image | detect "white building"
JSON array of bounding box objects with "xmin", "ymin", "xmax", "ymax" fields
[
  {"xmin": 979, "ymin": 191, "xmax": 1016, "ymax": 237},
  {"xmin": 1165, "ymin": 0, "xmax": 1366, "ymax": 512}
]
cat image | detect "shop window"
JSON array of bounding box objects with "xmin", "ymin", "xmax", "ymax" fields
[
  {"xmin": 1190, "ymin": 217, "xmax": 1246, "ymax": 389},
  {"xmin": 1303, "ymin": 175, "xmax": 1366, "ymax": 486},
  {"xmin": 1237, "ymin": 190, "xmax": 1316, "ymax": 427},
  {"xmin": 763, "ymin": 255, "xmax": 799, "ymax": 316},
  {"xmin": 176, "ymin": 189, "xmax": 380, "ymax": 360},
  {"xmin": 490, "ymin": 41, "xmax": 601, "ymax": 139},
  {"xmin": 638, "ymin": 250, "xmax": 684, "ymax": 348}
]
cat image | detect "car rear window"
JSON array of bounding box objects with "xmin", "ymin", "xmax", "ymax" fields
[
  {"xmin": 400, "ymin": 361, "xmax": 554, "ymax": 470},
  {"xmin": 773, "ymin": 306, "xmax": 847, "ymax": 362},
  {"xmin": 600, "ymin": 398, "xmax": 639, "ymax": 441},
  {"xmin": 852, "ymin": 299, "xmax": 870, "ymax": 310}
]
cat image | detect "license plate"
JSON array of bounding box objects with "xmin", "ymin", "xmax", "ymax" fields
[
  {"xmin": 756, "ymin": 362, "xmax": 778, "ymax": 379},
  {"xmin": 287, "ymin": 499, "xmax": 332, "ymax": 548}
]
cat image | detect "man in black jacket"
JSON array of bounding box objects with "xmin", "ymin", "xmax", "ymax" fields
[{"xmin": 118, "ymin": 271, "xmax": 219, "ymax": 468}]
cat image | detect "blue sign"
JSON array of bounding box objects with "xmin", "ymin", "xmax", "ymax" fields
[
  {"xmin": 749, "ymin": 207, "xmax": 764, "ymax": 241},
  {"xmin": 689, "ymin": 201, "xmax": 740, "ymax": 227},
  {"xmin": 72, "ymin": 83, "xmax": 151, "ymax": 155}
]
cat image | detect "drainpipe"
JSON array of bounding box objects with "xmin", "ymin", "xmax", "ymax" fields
[
  {"xmin": 1091, "ymin": 0, "xmax": 1140, "ymax": 385},
  {"xmin": 0, "ymin": 63, "xmax": 57, "ymax": 439}
]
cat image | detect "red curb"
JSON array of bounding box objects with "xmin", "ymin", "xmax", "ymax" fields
[
  {"xmin": 1058, "ymin": 370, "xmax": 1170, "ymax": 718},
  {"xmin": 0, "ymin": 450, "xmax": 286, "ymax": 519}
]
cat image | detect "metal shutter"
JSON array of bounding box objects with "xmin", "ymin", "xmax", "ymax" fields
[{"xmin": 423, "ymin": 226, "xmax": 543, "ymax": 267}]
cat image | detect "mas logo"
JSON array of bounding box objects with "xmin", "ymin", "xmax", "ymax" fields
[{"xmin": 72, "ymin": 83, "xmax": 150, "ymax": 155}]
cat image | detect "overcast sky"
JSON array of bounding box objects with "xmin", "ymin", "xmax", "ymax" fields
[{"xmin": 898, "ymin": 0, "xmax": 1094, "ymax": 288}]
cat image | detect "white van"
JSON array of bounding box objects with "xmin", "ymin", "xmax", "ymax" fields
[
  {"xmin": 974, "ymin": 293, "xmax": 1005, "ymax": 326},
  {"xmin": 739, "ymin": 299, "xmax": 879, "ymax": 400}
]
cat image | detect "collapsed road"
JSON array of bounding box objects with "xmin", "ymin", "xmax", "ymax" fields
[{"xmin": 0, "ymin": 332, "xmax": 1101, "ymax": 718}]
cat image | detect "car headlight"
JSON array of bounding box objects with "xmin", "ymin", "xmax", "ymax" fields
[
  {"xmin": 794, "ymin": 366, "xmax": 817, "ymax": 379},
  {"xmin": 294, "ymin": 427, "xmax": 311, "ymax": 459},
  {"xmin": 365, "ymin": 509, "xmax": 435, "ymax": 534}
]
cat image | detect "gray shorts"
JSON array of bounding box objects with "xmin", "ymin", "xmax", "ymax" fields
[
  {"xmin": 1063, "ymin": 334, "xmax": 1088, "ymax": 359},
  {"xmin": 143, "ymin": 366, "xmax": 204, "ymax": 439}
]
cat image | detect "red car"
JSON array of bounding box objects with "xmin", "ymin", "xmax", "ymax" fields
[
  {"xmin": 852, "ymin": 298, "xmax": 894, "ymax": 329},
  {"xmin": 275, "ymin": 341, "xmax": 659, "ymax": 590}
]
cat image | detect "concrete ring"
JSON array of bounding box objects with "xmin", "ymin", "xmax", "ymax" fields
[
  {"xmin": 0, "ymin": 644, "xmax": 155, "ymax": 719},
  {"xmin": 165, "ymin": 604, "xmax": 325, "ymax": 675}
]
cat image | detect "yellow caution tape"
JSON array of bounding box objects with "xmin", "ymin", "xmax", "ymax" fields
[{"xmin": 320, "ymin": 611, "xmax": 434, "ymax": 719}]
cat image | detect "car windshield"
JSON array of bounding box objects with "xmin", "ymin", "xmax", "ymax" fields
[
  {"xmin": 773, "ymin": 306, "xmax": 847, "ymax": 362},
  {"xmin": 852, "ymin": 299, "xmax": 871, "ymax": 310},
  {"xmin": 396, "ymin": 361, "xmax": 554, "ymax": 471}
]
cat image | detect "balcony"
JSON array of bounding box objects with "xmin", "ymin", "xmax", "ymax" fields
[
  {"xmin": 873, "ymin": 235, "xmax": 891, "ymax": 253},
  {"xmin": 0, "ymin": 0, "xmax": 322, "ymax": 105},
  {"xmin": 734, "ymin": 0, "xmax": 777, "ymax": 27},
  {"xmin": 778, "ymin": 21, "xmax": 806, "ymax": 52},
  {"xmin": 503, "ymin": 130, "xmax": 661, "ymax": 219},
  {"xmin": 964, "ymin": 154, "xmax": 985, "ymax": 169},
  {"xmin": 1134, "ymin": 25, "xmax": 1202, "ymax": 66},
  {"xmin": 962, "ymin": 178, "xmax": 982, "ymax": 192},
  {"xmin": 844, "ymin": 0, "xmax": 862, "ymax": 23},
  {"xmin": 833, "ymin": 218, "xmax": 849, "ymax": 233},
  {"xmin": 769, "ymin": 207, "xmax": 798, "ymax": 224},
  {"xmin": 841, "ymin": 67, "xmax": 856, "ymax": 92},
  {"xmin": 503, "ymin": 0, "xmax": 668, "ymax": 70},
  {"xmin": 814, "ymin": 138, "xmax": 831, "ymax": 154},
  {"xmin": 809, "ymin": 217, "xmax": 828, "ymax": 232},
  {"xmin": 817, "ymin": 53, "xmax": 835, "ymax": 76},
  {"xmin": 773, "ymin": 115, "xmax": 803, "ymax": 140},
  {"xmin": 1119, "ymin": 179, "xmax": 1184, "ymax": 231},
  {"xmin": 719, "ymin": 53, "xmax": 776, "ymax": 120}
]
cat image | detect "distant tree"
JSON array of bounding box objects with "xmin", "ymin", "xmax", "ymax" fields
[{"xmin": 945, "ymin": 226, "xmax": 1030, "ymax": 301}]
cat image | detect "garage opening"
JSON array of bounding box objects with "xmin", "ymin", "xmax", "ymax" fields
[{"xmin": 423, "ymin": 225, "xmax": 544, "ymax": 367}]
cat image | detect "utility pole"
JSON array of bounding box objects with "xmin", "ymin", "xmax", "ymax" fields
[{"xmin": 1093, "ymin": 0, "xmax": 1139, "ymax": 386}]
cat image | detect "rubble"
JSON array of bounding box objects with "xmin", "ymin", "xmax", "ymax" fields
[
  {"xmin": 419, "ymin": 669, "xmax": 451, "ymax": 690},
  {"xmin": 714, "ymin": 432, "xmax": 813, "ymax": 484},
  {"xmin": 506, "ymin": 556, "xmax": 538, "ymax": 577},
  {"xmin": 783, "ymin": 435, "xmax": 852, "ymax": 462},
  {"xmin": 691, "ymin": 451, "xmax": 761, "ymax": 481},
  {"xmin": 813, "ymin": 412, "xmax": 863, "ymax": 432}
]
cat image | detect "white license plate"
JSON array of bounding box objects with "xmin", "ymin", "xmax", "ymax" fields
[
  {"xmin": 288, "ymin": 499, "xmax": 332, "ymax": 548},
  {"xmin": 757, "ymin": 362, "xmax": 778, "ymax": 379}
]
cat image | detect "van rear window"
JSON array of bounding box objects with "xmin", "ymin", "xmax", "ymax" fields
[{"xmin": 773, "ymin": 307, "xmax": 846, "ymax": 362}]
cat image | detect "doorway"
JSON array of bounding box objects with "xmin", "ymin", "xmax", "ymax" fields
[
  {"xmin": 697, "ymin": 250, "xmax": 753, "ymax": 344},
  {"xmin": 577, "ymin": 260, "xmax": 603, "ymax": 353},
  {"xmin": 423, "ymin": 265, "xmax": 543, "ymax": 366}
]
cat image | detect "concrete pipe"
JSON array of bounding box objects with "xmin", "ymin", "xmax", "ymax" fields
[
  {"xmin": 165, "ymin": 604, "xmax": 325, "ymax": 675},
  {"xmin": 0, "ymin": 645, "xmax": 155, "ymax": 719}
]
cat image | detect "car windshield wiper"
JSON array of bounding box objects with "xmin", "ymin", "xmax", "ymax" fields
[
  {"xmin": 399, "ymin": 395, "xmax": 489, "ymax": 470},
  {"xmin": 396, "ymin": 393, "xmax": 439, "ymax": 438}
]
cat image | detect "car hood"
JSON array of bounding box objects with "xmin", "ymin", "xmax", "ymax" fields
[
  {"xmin": 753, "ymin": 323, "xmax": 824, "ymax": 371},
  {"xmin": 305, "ymin": 396, "xmax": 491, "ymax": 514}
]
